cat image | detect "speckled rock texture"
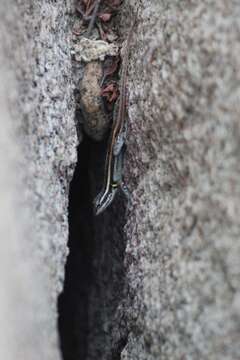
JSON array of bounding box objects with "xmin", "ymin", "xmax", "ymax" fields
[
  {"xmin": 119, "ymin": 0, "xmax": 240, "ymax": 359},
  {"xmin": 1, "ymin": 0, "xmax": 240, "ymax": 359},
  {"xmin": 69, "ymin": 1, "xmax": 240, "ymax": 359},
  {"xmin": 0, "ymin": 1, "xmax": 77, "ymax": 359}
]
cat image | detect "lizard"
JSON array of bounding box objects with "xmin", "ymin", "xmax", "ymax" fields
[{"xmin": 93, "ymin": 16, "xmax": 137, "ymax": 215}]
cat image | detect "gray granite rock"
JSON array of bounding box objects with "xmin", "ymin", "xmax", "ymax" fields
[
  {"xmin": 0, "ymin": 1, "xmax": 77, "ymax": 359},
  {"xmin": 1, "ymin": 0, "xmax": 240, "ymax": 359},
  {"xmin": 67, "ymin": 2, "xmax": 240, "ymax": 359},
  {"xmin": 120, "ymin": 0, "xmax": 240, "ymax": 359}
]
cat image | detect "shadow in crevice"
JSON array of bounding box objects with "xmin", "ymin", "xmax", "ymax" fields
[
  {"xmin": 58, "ymin": 138, "xmax": 129, "ymax": 360},
  {"xmin": 58, "ymin": 139, "xmax": 94, "ymax": 360}
]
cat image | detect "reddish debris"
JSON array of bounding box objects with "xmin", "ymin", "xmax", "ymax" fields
[
  {"xmin": 98, "ymin": 12, "xmax": 112, "ymax": 22},
  {"xmin": 101, "ymin": 82, "xmax": 119, "ymax": 103},
  {"xmin": 76, "ymin": 0, "xmax": 122, "ymax": 32}
]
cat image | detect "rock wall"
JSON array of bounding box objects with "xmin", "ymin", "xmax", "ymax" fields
[
  {"xmin": 0, "ymin": 0, "xmax": 240, "ymax": 359},
  {"xmin": 0, "ymin": 1, "xmax": 77, "ymax": 359},
  {"xmin": 121, "ymin": 0, "xmax": 240, "ymax": 359}
]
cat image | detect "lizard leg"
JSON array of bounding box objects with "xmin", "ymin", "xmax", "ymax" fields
[
  {"xmin": 113, "ymin": 148, "xmax": 132, "ymax": 204},
  {"xmin": 120, "ymin": 181, "xmax": 131, "ymax": 203},
  {"xmin": 113, "ymin": 120, "xmax": 128, "ymax": 156},
  {"xmin": 113, "ymin": 146, "xmax": 125, "ymax": 184}
]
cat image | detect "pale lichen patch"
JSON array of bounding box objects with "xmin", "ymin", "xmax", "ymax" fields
[{"xmin": 73, "ymin": 38, "xmax": 119, "ymax": 62}]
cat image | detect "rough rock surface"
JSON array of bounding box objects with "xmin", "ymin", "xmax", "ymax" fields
[
  {"xmin": 0, "ymin": 1, "xmax": 77, "ymax": 359},
  {"xmin": 1, "ymin": 0, "xmax": 240, "ymax": 359},
  {"xmin": 120, "ymin": 0, "xmax": 240, "ymax": 359},
  {"xmin": 59, "ymin": 1, "xmax": 240, "ymax": 360}
]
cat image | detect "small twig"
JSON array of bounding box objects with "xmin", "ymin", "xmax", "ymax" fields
[
  {"xmin": 96, "ymin": 21, "xmax": 107, "ymax": 41},
  {"xmin": 75, "ymin": 4, "xmax": 92, "ymax": 20},
  {"xmin": 85, "ymin": 0, "xmax": 101, "ymax": 38},
  {"xmin": 85, "ymin": 1, "xmax": 96, "ymax": 16}
]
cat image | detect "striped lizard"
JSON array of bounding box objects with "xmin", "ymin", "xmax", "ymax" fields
[{"xmin": 93, "ymin": 16, "xmax": 136, "ymax": 215}]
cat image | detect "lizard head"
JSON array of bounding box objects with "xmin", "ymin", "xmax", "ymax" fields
[{"xmin": 93, "ymin": 188, "xmax": 117, "ymax": 216}]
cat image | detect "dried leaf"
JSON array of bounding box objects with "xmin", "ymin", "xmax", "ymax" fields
[
  {"xmin": 98, "ymin": 12, "xmax": 112, "ymax": 22},
  {"xmin": 101, "ymin": 82, "xmax": 119, "ymax": 103}
]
